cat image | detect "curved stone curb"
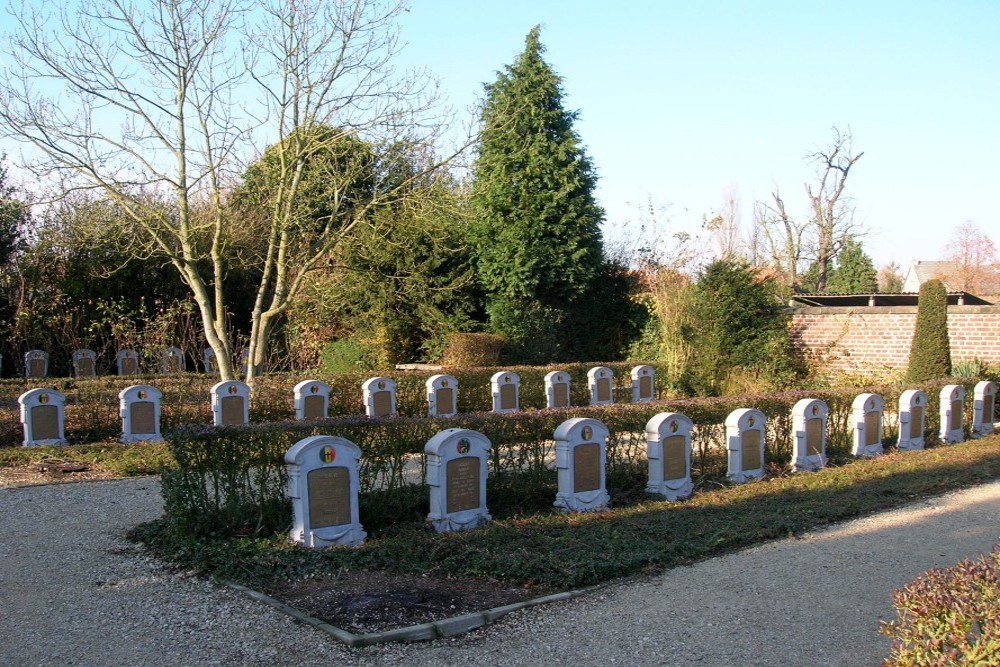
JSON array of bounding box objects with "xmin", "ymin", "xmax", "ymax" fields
[{"xmin": 223, "ymin": 580, "xmax": 598, "ymax": 647}]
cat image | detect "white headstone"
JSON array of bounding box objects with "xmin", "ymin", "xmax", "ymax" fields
[
  {"xmin": 285, "ymin": 435, "xmax": 366, "ymax": 548},
  {"xmin": 116, "ymin": 349, "xmax": 139, "ymax": 376},
  {"xmin": 24, "ymin": 350, "xmax": 48, "ymax": 379},
  {"xmin": 362, "ymin": 377, "xmax": 397, "ymax": 418},
  {"xmin": 211, "ymin": 380, "xmax": 250, "ymax": 427},
  {"xmin": 293, "ymin": 380, "xmax": 331, "ymax": 421},
  {"xmin": 939, "ymin": 384, "xmax": 966, "ymax": 444},
  {"xmin": 426, "ymin": 374, "xmax": 458, "ymax": 418},
  {"xmin": 425, "ymin": 428, "xmax": 491, "ymax": 532},
  {"xmin": 160, "ymin": 347, "xmax": 185, "ymax": 373},
  {"xmin": 553, "ymin": 417, "xmax": 610, "ymax": 512},
  {"xmin": 631, "ymin": 365, "xmax": 656, "ymax": 403},
  {"xmin": 490, "ymin": 371, "xmax": 521, "ymax": 413},
  {"xmin": 791, "ymin": 398, "xmax": 828, "ymax": 472},
  {"xmin": 203, "ymin": 347, "xmax": 216, "ymax": 373},
  {"xmin": 587, "ymin": 366, "xmax": 614, "ymax": 406},
  {"xmin": 972, "ymin": 380, "xmax": 997, "ymax": 438},
  {"xmin": 18, "ymin": 388, "xmax": 68, "ymax": 447},
  {"xmin": 72, "ymin": 349, "xmax": 97, "ymax": 378},
  {"xmin": 897, "ymin": 389, "xmax": 927, "ymax": 451},
  {"xmin": 851, "ymin": 393, "xmax": 884, "ymax": 458},
  {"xmin": 725, "ymin": 408, "xmax": 766, "ymax": 483},
  {"xmin": 645, "ymin": 412, "xmax": 693, "ymax": 501},
  {"xmin": 118, "ymin": 384, "xmax": 164, "ymax": 443},
  {"xmin": 544, "ymin": 370, "xmax": 572, "ymax": 409}
]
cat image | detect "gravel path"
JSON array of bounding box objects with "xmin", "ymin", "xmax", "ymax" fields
[{"xmin": 2, "ymin": 477, "xmax": 998, "ymax": 666}]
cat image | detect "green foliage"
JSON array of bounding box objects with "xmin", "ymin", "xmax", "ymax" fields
[
  {"xmin": 907, "ymin": 279, "xmax": 952, "ymax": 383},
  {"xmin": 561, "ymin": 259, "xmax": 650, "ymax": 362},
  {"xmin": 0, "ymin": 156, "xmax": 26, "ymax": 267},
  {"xmin": 825, "ymin": 238, "xmax": 878, "ymax": 293},
  {"xmin": 880, "ymin": 544, "xmax": 1000, "ymax": 666},
  {"xmin": 319, "ymin": 338, "xmax": 367, "ymax": 374}
]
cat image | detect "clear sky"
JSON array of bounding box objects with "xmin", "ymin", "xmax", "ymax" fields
[{"xmin": 396, "ymin": 0, "xmax": 1000, "ymax": 269}]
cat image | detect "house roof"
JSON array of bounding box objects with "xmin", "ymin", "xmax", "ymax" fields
[
  {"xmin": 908, "ymin": 261, "xmax": 960, "ymax": 284},
  {"xmin": 789, "ymin": 292, "xmax": 994, "ymax": 307}
]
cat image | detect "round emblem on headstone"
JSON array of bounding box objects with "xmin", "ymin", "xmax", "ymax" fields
[
  {"xmin": 441, "ymin": 379, "xmax": 449, "ymax": 387},
  {"xmin": 581, "ymin": 426, "xmax": 593, "ymax": 440},
  {"xmin": 457, "ymin": 438, "xmax": 471, "ymax": 454},
  {"xmin": 669, "ymin": 420, "xmax": 678, "ymax": 433},
  {"xmin": 599, "ymin": 371, "xmax": 605, "ymax": 377},
  {"xmin": 557, "ymin": 375, "xmax": 562, "ymax": 382},
  {"xmin": 812, "ymin": 404, "xmax": 819, "ymax": 416},
  {"xmin": 137, "ymin": 390, "xmax": 147, "ymax": 400},
  {"xmin": 228, "ymin": 384, "xmax": 238, "ymax": 395},
  {"xmin": 747, "ymin": 415, "xmax": 755, "ymax": 427},
  {"xmin": 39, "ymin": 393, "xmax": 49, "ymax": 404},
  {"xmin": 319, "ymin": 446, "xmax": 336, "ymax": 464},
  {"xmin": 504, "ymin": 375, "xmax": 510, "ymax": 383},
  {"xmin": 310, "ymin": 384, "xmax": 319, "ymax": 394},
  {"xmin": 916, "ymin": 396, "xmax": 922, "ymax": 405},
  {"xmin": 643, "ymin": 369, "xmax": 648, "ymax": 375},
  {"xmin": 378, "ymin": 380, "xmax": 386, "ymax": 390},
  {"xmin": 869, "ymin": 399, "xmax": 874, "ymax": 409}
]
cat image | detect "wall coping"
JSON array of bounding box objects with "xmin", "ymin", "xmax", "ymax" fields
[{"xmin": 788, "ymin": 305, "xmax": 1000, "ymax": 316}]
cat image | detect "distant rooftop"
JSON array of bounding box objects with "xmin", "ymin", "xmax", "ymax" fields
[{"xmin": 789, "ymin": 292, "xmax": 994, "ymax": 307}]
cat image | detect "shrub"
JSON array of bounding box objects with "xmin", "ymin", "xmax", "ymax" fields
[
  {"xmin": 442, "ymin": 333, "xmax": 505, "ymax": 367},
  {"xmin": 906, "ymin": 279, "xmax": 952, "ymax": 383}
]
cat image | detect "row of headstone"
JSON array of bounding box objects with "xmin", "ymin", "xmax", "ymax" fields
[{"xmin": 19, "ymin": 347, "xmax": 255, "ymax": 378}]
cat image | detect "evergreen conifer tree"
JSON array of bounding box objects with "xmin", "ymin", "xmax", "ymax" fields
[
  {"xmin": 906, "ymin": 279, "xmax": 952, "ymax": 382},
  {"xmin": 826, "ymin": 238, "xmax": 878, "ymax": 293}
]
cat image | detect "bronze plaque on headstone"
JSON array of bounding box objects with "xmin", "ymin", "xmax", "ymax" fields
[
  {"xmin": 985, "ymin": 394, "xmax": 996, "ymax": 424},
  {"xmin": 806, "ymin": 418, "xmax": 823, "ymax": 455},
  {"xmin": 741, "ymin": 429, "xmax": 761, "ymax": 471},
  {"xmin": 121, "ymin": 357, "xmax": 138, "ymax": 375},
  {"xmin": 864, "ymin": 411, "xmax": 880, "ymax": 446},
  {"xmin": 950, "ymin": 400, "xmax": 962, "ymax": 431},
  {"xmin": 909, "ymin": 406, "xmax": 924, "ymax": 439},
  {"xmin": 307, "ymin": 467, "xmax": 350, "ymax": 529},
  {"xmin": 303, "ymin": 394, "xmax": 324, "ymax": 420},
  {"xmin": 446, "ymin": 456, "xmax": 480, "ymax": 513},
  {"xmin": 78, "ymin": 357, "xmax": 94, "ymax": 377},
  {"xmin": 573, "ymin": 443, "xmax": 601, "ymax": 492},
  {"xmin": 639, "ymin": 375, "xmax": 653, "ymax": 400},
  {"xmin": 499, "ymin": 384, "xmax": 516, "ymax": 410},
  {"xmin": 31, "ymin": 405, "xmax": 59, "ymax": 440},
  {"xmin": 437, "ymin": 387, "xmax": 455, "ymax": 415},
  {"xmin": 372, "ymin": 390, "xmax": 392, "ymax": 417},
  {"xmin": 130, "ymin": 401, "xmax": 155, "ymax": 435},
  {"xmin": 662, "ymin": 435, "xmax": 686, "ymax": 481},
  {"xmin": 220, "ymin": 395, "xmax": 244, "ymax": 426},
  {"xmin": 553, "ymin": 382, "xmax": 569, "ymax": 408},
  {"xmin": 29, "ymin": 358, "xmax": 45, "ymax": 378},
  {"xmin": 596, "ymin": 378, "xmax": 611, "ymax": 402}
]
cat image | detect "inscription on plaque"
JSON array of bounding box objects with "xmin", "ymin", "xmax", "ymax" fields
[
  {"xmin": 78, "ymin": 357, "xmax": 94, "ymax": 377},
  {"xmin": 909, "ymin": 406, "xmax": 924, "ymax": 439},
  {"xmin": 805, "ymin": 418, "xmax": 823, "ymax": 455},
  {"xmin": 303, "ymin": 394, "xmax": 324, "ymax": 420},
  {"xmin": 662, "ymin": 435, "xmax": 686, "ymax": 480},
  {"xmin": 307, "ymin": 467, "xmax": 350, "ymax": 529},
  {"xmin": 29, "ymin": 358, "xmax": 45, "ymax": 378},
  {"xmin": 221, "ymin": 395, "xmax": 244, "ymax": 426},
  {"xmin": 742, "ymin": 430, "xmax": 761, "ymax": 471},
  {"xmin": 437, "ymin": 388, "xmax": 455, "ymax": 415},
  {"xmin": 986, "ymin": 395, "xmax": 996, "ymax": 424},
  {"xmin": 499, "ymin": 384, "xmax": 516, "ymax": 410},
  {"xmin": 446, "ymin": 456, "xmax": 480, "ymax": 513},
  {"xmin": 573, "ymin": 443, "xmax": 601, "ymax": 492},
  {"xmin": 950, "ymin": 400, "xmax": 963, "ymax": 431},
  {"xmin": 130, "ymin": 402, "xmax": 155, "ymax": 435},
  {"xmin": 373, "ymin": 390, "xmax": 392, "ymax": 417},
  {"xmin": 864, "ymin": 411, "xmax": 880, "ymax": 447},
  {"xmin": 553, "ymin": 383, "xmax": 569, "ymax": 407},
  {"xmin": 596, "ymin": 378, "xmax": 611, "ymax": 402},
  {"xmin": 639, "ymin": 375, "xmax": 653, "ymax": 399},
  {"xmin": 122, "ymin": 357, "xmax": 138, "ymax": 375},
  {"xmin": 31, "ymin": 405, "xmax": 59, "ymax": 440}
]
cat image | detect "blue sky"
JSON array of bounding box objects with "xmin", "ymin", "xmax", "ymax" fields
[{"xmin": 397, "ymin": 0, "xmax": 1000, "ymax": 269}]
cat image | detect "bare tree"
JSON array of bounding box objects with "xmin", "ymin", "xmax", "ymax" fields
[
  {"xmin": 704, "ymin": 184, "xmax": 742, "ymax": 260},
  {"xmin": 754, "ymin": 189, "xmax": 805, "ymax": 288},
  {"xmin": 942, "ymin": 221, "xmax": 999, "ymax": 296}
]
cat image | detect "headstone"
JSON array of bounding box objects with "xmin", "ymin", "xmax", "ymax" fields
[
  {"xmin": 426, "ymin": 374, "xmax": 458, "ymax": 418},
  {"xmin": 631, "ymin": 365, "xmax": 656, "ymax": 403},
  {"xmin": 293, "ymin": 380, "xmax": 331, "ymax": 421},
  {"xmin": 72, "ymin": 349, "xmax": 97, "ymax": 378},
  {"xmin": 791, "ymin": 398, "xmax": 828, "ymax": 472},
  {"xmin": 160, "ymin": 347, "xmax": 185, "ymax": 373},
  {"xmin": 587, "ymin": 366, "xmax": 614, "ymax": 406},
  {"xmin": 972, "ymin": 380, "xmax": 997, "ymax": 438},
  {"xmin": 211, "ymin": 380, "xmax": 250, "ymax": 427},
  {"xmin": 490, "ymin": 371, "xmax": 521, "ymax": 413},
  {"xmin": 118, "ymin": 384, "xmax": 164, "ymax": 443},
  {"xmin": 645, "ymin": 412, "xmax": 693, "ymax": 501},
  {"xmin": 239, "ymin": 347, "xmax": 261, "ymax": 376},
  {"xmin": 116, "ymin": 349, "xmax": 139, "ymax": 376},
  {"xmin": 18, "ymin": 388, "xmax": 68, "ymax": 447},
  {"xmin": 725, "ymin": 408, "xmax": 766, "ymax": 483},
  {"xmin": 897, "ymin": 389, "xmax": 927, "ymax": 451},
  {"xmin": 553, "ymin": 418, "xmax": 610, "ymax": 512},
  {"xmin": 203, "ymin": 347, "xmax": 216, "ymax": 373},
  {"xmin": 425, "ymin": 428, "xmax": 491, "ymax": 532},
  {"xmin": 24, "ymin": 350, "xmax": 48, "ymax": 379},
  {"xmin": 851, "ymin": 393, "xmax": 885, "ymax": 458},
  {"xmin": 285, "ymin": 435, "xmax": 366, "ymax": 547},
  {"xmin": 544, "ymin": 370, "xmax": 572, "ymax": 409},
  {"xmin": 360, "ymin": 377, "xmax": 396, "ymax": 418},
  {"xmin": 939, "ymin": 384, "xmax": 966, "ymax": 444}
]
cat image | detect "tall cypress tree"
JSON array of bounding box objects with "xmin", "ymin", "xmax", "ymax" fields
[
  {"xmin": 906, "ymin": 279, "xmax": 952, "ymax": 382},
  {"xmin": 470, "ymin": 27, "xmax": 604, "ymax": 361}
]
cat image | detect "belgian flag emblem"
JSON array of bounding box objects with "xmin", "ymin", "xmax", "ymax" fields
[{"xmin": 319, "ymin": 446, "xmax": 336, "ymax": 464}]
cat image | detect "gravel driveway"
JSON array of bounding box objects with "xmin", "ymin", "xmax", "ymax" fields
[{"xmin": 2, "ymin": 477, "xmax": 998, "ymax": 666}]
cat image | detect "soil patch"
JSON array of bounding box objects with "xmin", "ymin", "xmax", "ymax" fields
[{"xmin": 0, "ymin": 461, "xmax": 117, "ymax": 488}]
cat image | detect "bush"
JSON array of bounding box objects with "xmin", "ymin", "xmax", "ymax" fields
[
  {"xmin": 907, "ymin": 279, "xmax": 952, "ymax": 383},
  {"xmin": 441, "ymin": 333, "xmax": 505, "ymax": 367}
]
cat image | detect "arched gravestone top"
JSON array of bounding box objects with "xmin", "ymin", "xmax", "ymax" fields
[
  {"xmin": 553, "ymin": 417, "xmax": 610, "ymax": 512},
  {"xmin": 117, "ymin": 349, "xmax": 139, "ymax": 376},
  {"xmin": 203, "ymin": 348, "xmax": 216, "ymax": 374},
  {"xmin": 426, "ymin": 374, "xmax": 458, "ymax": 418},
  {"xmin": 424, "ymin": 428, "xmax": 491, "ymax": 533},
  {"xmin": 645, "ymin": 412, "xmax": 693, "ymax": 501},
  {"xmin": 118, "ymin": 384, "xmax": 164, "ymax": 443},
  {"xmin": 791, "ymin": 398, "xmax": 828, "ymax": 472},
  {"xmin": 160, "ymin": 347, "xmax": 184, "ymax": 373},
  {"xmin": 211, "ymin": 380, "xmax": 250, "ymax": 427},
  {"xmin": 631, "ymin": 365, "xmax": 656, "ymax": 403},
  {"xmin": 362, "ymin": 376, "xmax": 397, "ymax": 418},
  {"xmin": 973, "ymin": 380, "xmax": 997, "ymax": 438},
  {"xmin": 544, "ymin": 370, "xmax": 572, "ymax": 409},
  {"xmin": 18, "ymin": 388, "xmax": 68, "ymax": 447},
  {"xmin": 939, "ymin": 384, "xmax": 966, "ymax": 445},
  {"xmin": 293, "ymin": 380, "xmax": 331, "ymax": 421},
  {"xmin": 725, "ymin": 408, "xmax": 766, "ymax": 483},
  {"xmin": 72, "ymin": 349, "xmax": 97, "ymax": 378},
  {"xmin": 24, "ymin": 350, "xmax": 48, "ymax": 379},
  {"xmin": 587, "ymin": 366, "xmax": 614, "ymax": 405},
  {"xmin": 851, "ymin": 393, "xmax": 885, "ymax": 458},
  {"xmin": 898, "ymin": 389, "xmax": 928, "ymax": 451},
  {"xmin": 285, "ymin": 435, "xmax": 366, "ymax": 548},
  {"xmin": 490, "ymin": 371, "xmax": 521, "ymax": 413}
]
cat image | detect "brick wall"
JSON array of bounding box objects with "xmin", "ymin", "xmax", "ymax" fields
[{"xmin": 789, "ymin": 305, "xmax": 1000, "ymax": 372}]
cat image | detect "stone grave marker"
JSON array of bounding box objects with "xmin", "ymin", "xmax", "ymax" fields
[
  {"xmin": 24, "ymin": 350, "xmax": 48, "ymax": 379},
  {"xmin": 544, "ymin": 370, "xmax": 572, "ymax": 409},
  {"xmin": 116, "ymin": 349, "xmax": 139, "ymax": 376},
  {"xmin": 293, "ymin": 380, "xmax": 331, "ymax": 421},
  {"xmin": 118, "ymin": 384, "xmax": 164, "ymax": 443},
  {"xmin": 631, "ymin": 365, "xmax": 656, "ymax": 403},
  {"xmin": 18, "ymin": 388, "xmax": 68, "ymax": 447},
  {"xmin": 285, "ymin": 435, "xmax": 366, "ymax": 547},
  {"xmin": 725, "ymin": 408, "xmax": 766, "ymax": 483},
  {"xmin": 160, "ymin": 347, "xmax": 184, "ymax": 374},
  {"xmin": 72, "ymin": 349, "xmax": 97, "ymax": 378},
  {"xmin": 972, "ymin": 380, "xmax": 997, "ymax": 437},
  {"xmin": 791, "ymin": 398, "xmax": 828, "ymax": 472},
  {"xmin": 426, "ymin": 374, "xmax": 458, "ymax": 418},
  {"xmin": 587, "ymin": 366, "xmax": 614, "ymax": 406},
  {"xmin": 211, "ymin": 380, "xmax": 250, "ymax": 427},
  {"xmin": 363, "ymin": 376, "xmax": 397, "ymax": 418},
  {"xmin": 554, "ymin": 417, "xmax": 610, "ymax": 512},
  {"xmin": 425, "ymin": 428, "xmax": 491, "ymax": 533},
  {"xmin": 939, "ymin": 384, "xmax": 966, "ymax": 444},
  {"xmin": 203, "ymin": 347, "xmax": 216, "ymax": 374},
  {"xmin": 897, "ymin": 389, "xmax": 927, "ymax": 451},
  {"xmin": 645, "ymin": 412, "xmax": 693, "ymax": 501},
  {"xmin": 490, "ymin": 371, "xmax": 521, "ymax": 413},
  {"xmin": 851, "ymin": 393, "xmax": 884, "ymax": 458}
]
